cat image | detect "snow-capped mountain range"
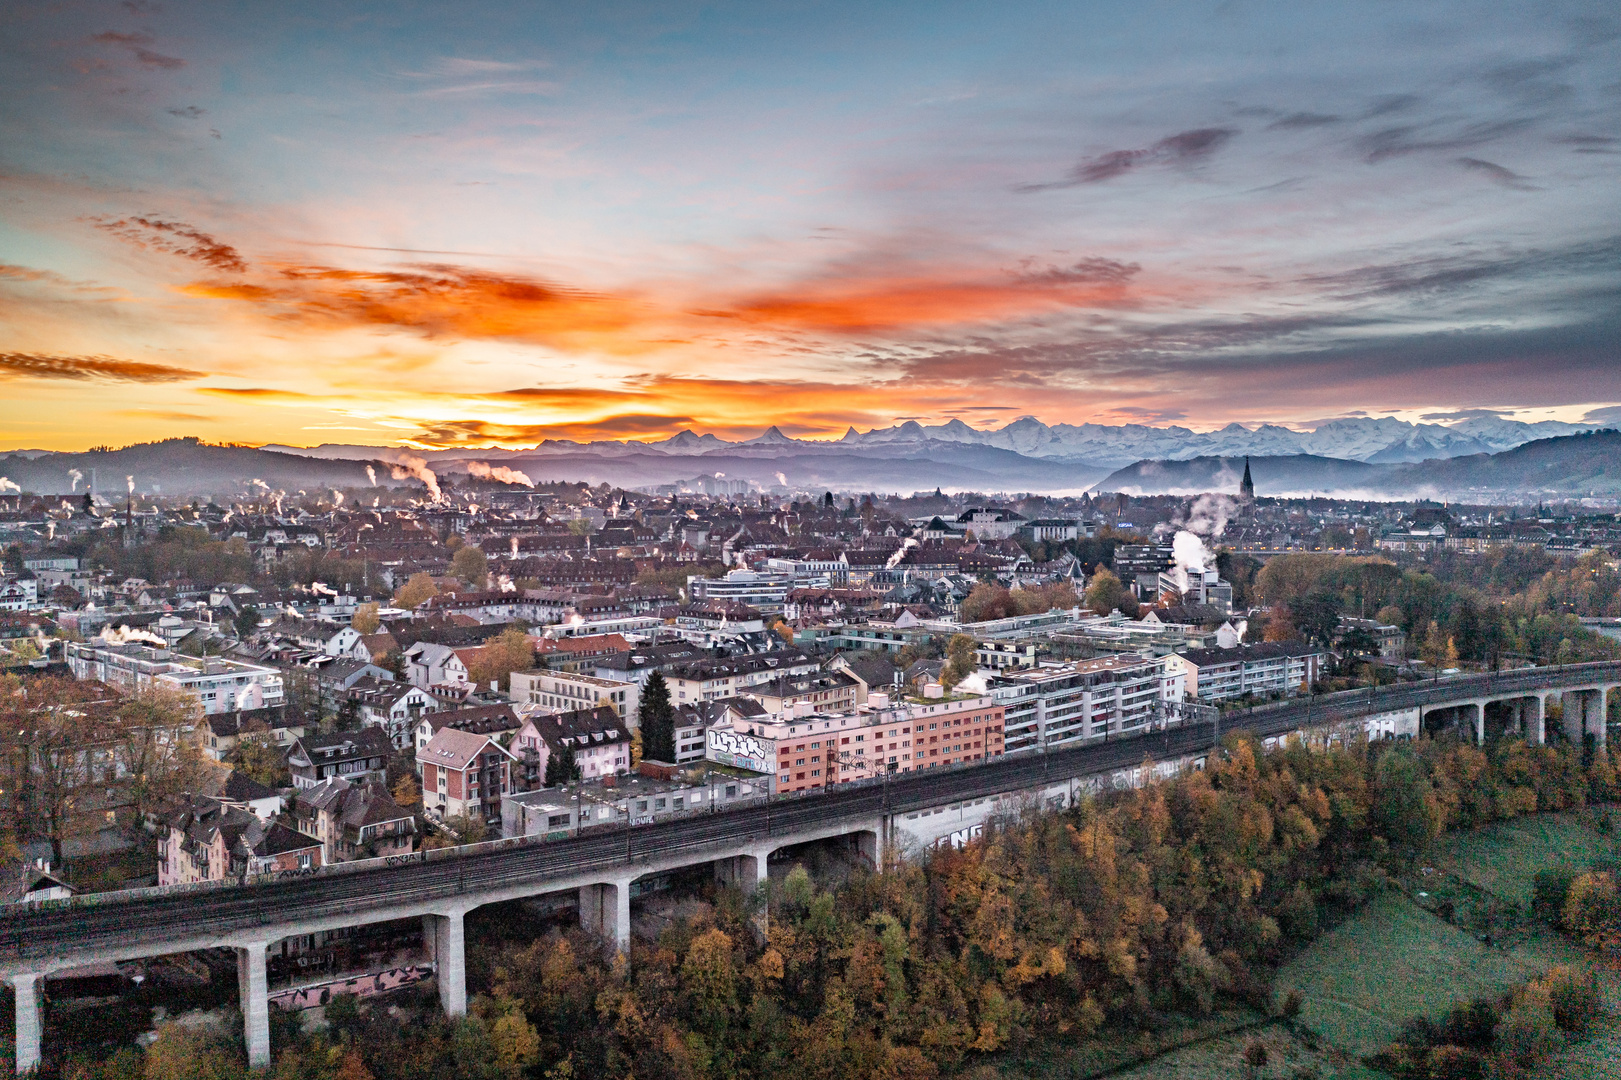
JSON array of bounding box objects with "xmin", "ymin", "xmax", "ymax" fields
[{"xmin": 483, "ymin": 414, "xmax": 1594, "ymax": 469}]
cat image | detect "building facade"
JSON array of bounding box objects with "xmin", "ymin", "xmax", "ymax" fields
[{"xmin": 988, "ymin": 654, "xmax": 1184, "ymax": 754}]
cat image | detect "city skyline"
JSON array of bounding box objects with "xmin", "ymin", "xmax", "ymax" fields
[{"xmin": 2, "ymin": 0, "xmax": 1618, "ymax": 451}]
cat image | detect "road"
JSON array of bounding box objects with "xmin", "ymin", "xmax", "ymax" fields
[{"xmin": 1, "ymin": 661, "xmax": 1614, "ymax": 963}]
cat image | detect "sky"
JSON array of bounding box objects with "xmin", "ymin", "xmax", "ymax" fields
[{"xmin": 1, "ymin": 0, "xmax": 1618, "ymax": 451}]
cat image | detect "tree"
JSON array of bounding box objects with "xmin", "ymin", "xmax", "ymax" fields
[
  {"xmin": 227, "ymin": 724, "xmax": 289, "ymax": 788},
  {"xmin": 391, "ymin": 771, "xmax": 421, "ymax": 810},
  {"xmin": 233, "ymin": 605, "xmax": 261, "ymax": 638},
  {"xmin": 1083, "ymin": 568, "xmax": 1132, "ymax": 616},
  {"xmin": 141, "ymin": 1023, "xmax": 246, "ymax": 1080},
  {"xmin": 1291, "ymin": 589, "xmax": 1344, "ymax": 646},
  {"xmin": 1371, "ymin": 745, "xmax": 1442, "ymax": 863},
  {"xmin": 392, "ymin": 572, "xmax": 439, "ymax": 610},
  {"xmin": 1420, "ymin": 620, "xmax": 1447, "ymax": 667},
  {"xmin": 1561, "ymin": 872, "xmax": 1619, "ymax": 950},
  {"xmin": 0, "ymin": 677, "xmax": 204, "ymax": 865},
  {"xmin": 466, "ymin": 627, "xmax": 536, "ymax": 692},
  {"xmin": 641, "ymin": 671, "xmax": 676, "ymax": 763},
  {"xmin": 351, "ymin": 602, "xmax": 381, "ymax": 635},
  {"xmin": 959, "ymin": 584, "xmax": 1012, "ymax": 623},
  {"xmin": 943, "ymin": 633, "xmax": 976, "ymax": 689},
  {"xmin": 451, "ymin": 545, "xmax": 489, "ymax": 589},
  {"xmin": 545, "ymin": 741, "xmax": 580, "ymax": 787}
]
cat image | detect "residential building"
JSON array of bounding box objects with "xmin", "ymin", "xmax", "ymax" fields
[
  {"xmin": 1168, "ymin": 641, "xmax": 1325, "ymax": 702},
  {"xmin": 200, "ymin": 705, "xmax": 307, "ymax": 762},
  {"xmin": 661, "ymin": 649, "xmax": 820, "ymax": 704},
  {"xmin": 159, "ymin": 796, "xmax": 322, "ymax": 885},
  {"xmin": 291, "ymin": 777, "xmax": 415, "ymax": 864},
  {"xmin": 417, "ymin": 727, "xmax": 515, "ymax": 823},
  {"xmin": 413, "ymin": 704, "xmax": 522, "ymax": 756},
  {"xmin": 516, "ymin": 705, "xmax": 633, "ymax": 782},
  {"xmin": 286, "ymin": 728, "xmax": 393, "ymax": 790},
  {"xmin": 706, "ymin": 691, "xmax": 1004, "ymax": 793},
  {"xmin": 741, "ymin": 671, "xmax": 859, "ymax": 716},
  {"xmin": 509, "ymin": 669, "xmax": 640, "ymax": 727},
  {"xmin": 348, "ymin": 681, "xmax": 441, "ymax": 750},
  {"xmin": 670, "ymin": 697, "xmax": 768, "ymax": 764},
  {"xmin": 825, "ymin": 652, "xmax": 901, "ymax": 705},
  {"xmin": 193, "ymin": 768, "xmax": 282, "ymax": 820},
  {"xmin": 954, "ymin": 507, "xmax": 1026, "ymax": 540},
  {"xmin": 402, "ymin": 641, "xmax": 469, "ymax": 689},
  {"xmin": 1335, "ymin": 617, "xmax": 1407, "ymax": 660},
  {"xmin": 501, "ymin": 770, "xmax": 767, "ymax": 839},
  {"xmin": 988, "ymin": 654, "xmax": 1184, "ymax": 754},
  {"xmin": 67, "ymin": 640, "xmax": 285, "ymax": 714}
]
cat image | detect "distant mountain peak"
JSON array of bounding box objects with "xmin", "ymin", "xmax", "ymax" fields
[{"xmin": 743, "ymin": 425, "xmax": 799, "ymax": 445}]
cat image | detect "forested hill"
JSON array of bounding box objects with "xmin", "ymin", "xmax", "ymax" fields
[
  {"xmin": 0, "ymin": 438, "xmax": 386, "ymax": 496},
  {"xmin": 1096, "ymin": 430, "xmax": 1621, "ymax": 499}
]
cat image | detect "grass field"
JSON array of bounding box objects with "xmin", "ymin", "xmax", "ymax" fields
[
  {"xmin": 1431, "ymin": 808, "xmax": 1621, "ymax": 907},
  {"xmin": 1275, "ymin": 889, "xmax": 1587, "ymax": 1057},
  {"xmin": 1107, "ymin": 1024, "xmax": 1386, "ymax": 1080},
  {"xmin": 1543, "ymin": 959, "xmax": 1621, "ymax": 1080}
]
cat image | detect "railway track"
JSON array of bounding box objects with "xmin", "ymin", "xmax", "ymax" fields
[{"xmin": 2, "ymin": 661, "xmax": 1613, "ymax": 961}]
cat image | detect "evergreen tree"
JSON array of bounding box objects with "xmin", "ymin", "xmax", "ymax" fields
[
  {"xmin": 641, "ymin": 671, "xmax": 676, "ymax": 763},
  {"xmin": 545, "ymin": 741, "xmax": 580, "ymax": 786}
]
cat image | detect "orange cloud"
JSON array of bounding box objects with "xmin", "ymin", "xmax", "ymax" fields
[
  {"xmin": 721, "ymin": 270, "xmax": 1138, "ymax": 332},
  {"xmin": 183, "ymin": 263, "xmax": 656, "ymax": 354}
]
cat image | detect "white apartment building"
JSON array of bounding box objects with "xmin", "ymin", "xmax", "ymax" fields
[
  {"xmin": 987, "ymin": 654, "xmax": 1183, "ymax": 755},
  {"xmin": 67, "ymin": 641, "xmax": 285, "ymax": 715},
  {"xmin": 510, "ymin": 669, "xmax": 640, "ymax": 726},
  {"xmin": 1167, "ymin": 642, "xmax": 1324, "ymax": 703},
  {"xmin": 686, "ymin": 569, "xmax": 797, "ymax": 613}
]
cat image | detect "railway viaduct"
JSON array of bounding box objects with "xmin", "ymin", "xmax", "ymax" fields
[{"xmin": 1, "ymin": 661, "xmax": 1615, "ymax": 1072}]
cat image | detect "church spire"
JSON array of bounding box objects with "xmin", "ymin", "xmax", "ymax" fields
[{"xmin": 1240, "ymin": 456, "xmax": 1255, "ymax": 503}]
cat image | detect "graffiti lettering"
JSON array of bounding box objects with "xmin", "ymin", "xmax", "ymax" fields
[{"xmin": 268, "ymin": 963, "xmax": 435, "ymax": 1012}]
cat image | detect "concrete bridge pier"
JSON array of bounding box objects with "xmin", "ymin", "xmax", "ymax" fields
[
  {"xmin": 422, "ymin": 912, "xmax": 467, "ymax": 1016},
  {"xmin": 714, "ymin": 849, "xmax": 770, "ymax": 893},
  {"xmin": 1516, "ymin": 694, "xmax": 1546, "ymax": 745},
  {"xmin": 1561, "ymin": 688, "xmax": 1609, "ymax": 749},
  {"xmin": 855, "ymin": 826, "xmax": 885, "ymax": 871},
  {"xmin": 1465, "ymin": 701, "xmax": 1485, "ymax": 745},
  {"xmin": 235, "ymin": 943, "xmax": 270, "ymax": 1068},
  {"xmin": 10, "ymin": 974, "xmax": 42, "ymax": 1075},
  {"xmin": 580, "ymin": 879, "xmax": 632, "ymax": 954}
]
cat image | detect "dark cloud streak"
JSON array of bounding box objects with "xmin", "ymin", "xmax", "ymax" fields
[
  {"xmin": 0, "ymin": 353, "xmax": 200, "ymax": 383},
  {"xmin": 1018, "ymin": 127, "xmax": 1238, "ymax": 191}
]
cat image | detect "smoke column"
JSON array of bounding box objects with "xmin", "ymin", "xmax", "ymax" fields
[
  {"xmin": 465, "ymin": 461, "xmax": 534, "ymax": 486},
  {"xmin": 388, "ymin": 455, "xmax": 441, "ymax": 501}
]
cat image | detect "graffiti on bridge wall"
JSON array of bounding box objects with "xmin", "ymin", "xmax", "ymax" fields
[{"xmin": 269, "ymin": 963, "xmax": 435, "ymax": 1011}]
